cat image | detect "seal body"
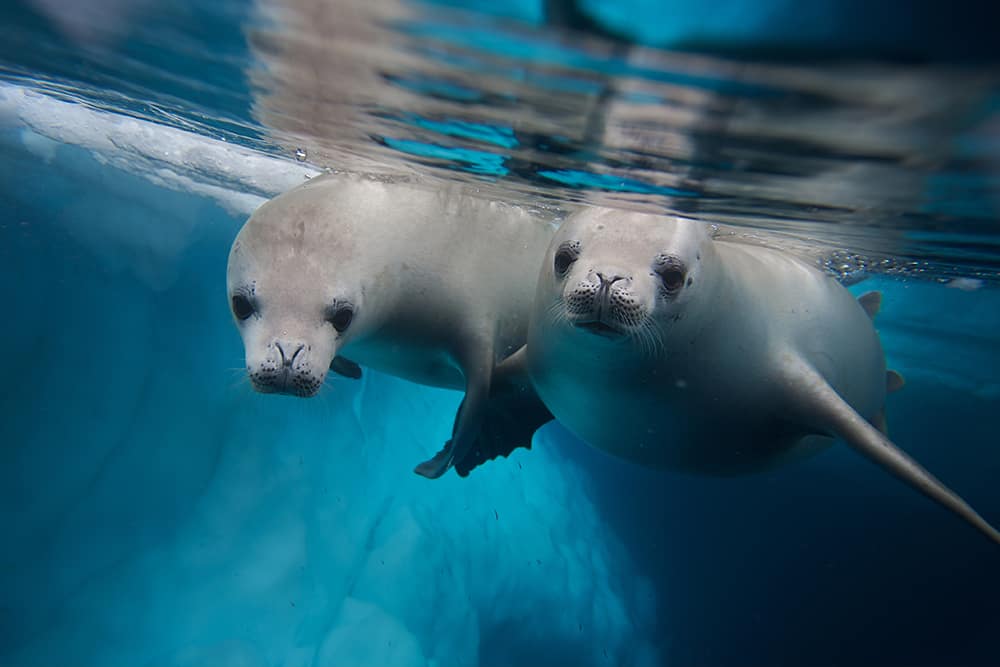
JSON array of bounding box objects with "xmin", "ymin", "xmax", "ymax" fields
[
  {"xmin": 226, "ymin": 173, "xmax": 554, "ymax": 477},
  {"xmin": 486, "ymin": 206, "xmax": 999, "ymax": 543},
  {"xmin": 528, "ymin": 209, "xmax": 883, "ymax": 473}
]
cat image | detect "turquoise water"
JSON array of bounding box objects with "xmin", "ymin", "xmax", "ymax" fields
[{"xmin": 2, "ymin": 1, "xmax": 999, "ymax": 665}]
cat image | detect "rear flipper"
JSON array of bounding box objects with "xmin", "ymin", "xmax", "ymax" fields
[
  {"xmin": 414, "ymin": 340, "xmax": 496, "ymax": 479},
  {"xmin": 872, "ymin": 370, "xmax": 906, "ymax": 435},
  {"xmin": 783, "ymin": 355, "xmax": 1000, "ymax": 545},
  {"xmin": 416, "ymin": 346, "xmax": 552, "ymax": 478},
  {"xmin": 454, "ymin": 349, "xmax": 552, "ymax": 477},
  {"xmin": 413, "ymin": 366, "xmax": 490, "ymax": 479}
]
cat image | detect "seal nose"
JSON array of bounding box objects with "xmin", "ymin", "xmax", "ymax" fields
[
  {"xmin": 596, "ymin": 272, "xmax": 626, "ymax": 288},
  {"xmin": 275, "ymin": 341, "xmax": 306, "ymax": 368},
  {"xmin": 591, "ymin": 271, "xmax": 629, "ymax": 318}
]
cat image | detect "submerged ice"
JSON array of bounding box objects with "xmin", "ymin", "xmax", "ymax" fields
[{"xmin": 0, "ymin": 105, "xmax": 658, "ymax": 666}]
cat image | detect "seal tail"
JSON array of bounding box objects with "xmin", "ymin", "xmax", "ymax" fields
[
  {"xmin": 453, "ymin": 347, "xmax": 553, "ymax": 477},
  {"xmin": 783, "ymin": 356, "xmax": 1000, "ymax": 546}
]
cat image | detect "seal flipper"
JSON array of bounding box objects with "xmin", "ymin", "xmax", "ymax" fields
[
  {"xmin": 857, "ymin": 291, "xmax": 882, "ymax": 319},
  {"xmin": 781, "ymin": 356, "xmax": 1000, "ymax": 545},
  {"xmin": 414, "ymin": 343, "xmax": 494, "ymax": 479},
  {"xmin": 414, "ymin": 437, "xmax": 457, "ymax": 480},
  {"xmin": 886, "ymin": 369, "xmax": 905, "ymax": 393},
  {"xmin": 330, "ymin": 356, "xmax": 363, "ymax": 379},
  {"xmin": 871, "ymin": 409, "xmax": 888, "ymax": 436},
  {"xmin": 454, "ymin": 347, "xmax": 553, "ymax": 477}
]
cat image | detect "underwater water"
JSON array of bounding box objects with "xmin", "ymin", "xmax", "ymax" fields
[{"xmin": 1, "ymin": 1, "xmax": 999, "ymax": 666}]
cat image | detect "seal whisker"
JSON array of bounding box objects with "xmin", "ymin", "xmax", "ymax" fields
[
  {"xmin": 637, "ymin": 325, "xmax": 652, "ymax": 359},
  {"xmin": 227, "ymin": 375, "xmax": 255, "ymax": 395},
  {"xmin": 312, "ymin": 380, "xmax": 338, "ymax": 412},
  {"xmin": 641, "ymin": 317, "xmax": 665, "ymax": 360},
  {"xmin": 227, "ymin": 378, "xmax": 248, "ymax": 394},
  {"xmin": 544, "ymin": 299, "xmax": 570, "ymax": 328},
  {"xmin": 638, "ymin": 322, "xmax": 657, "ymax": 359}
]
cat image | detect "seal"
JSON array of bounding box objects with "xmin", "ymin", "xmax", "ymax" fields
[
  {"xmin": 474, "ymin": 206, "xmax": 1000, "ymax": 544},
  {"xmin": 226, "ymin": 173, "xmax": 554, "ymax": 478}
]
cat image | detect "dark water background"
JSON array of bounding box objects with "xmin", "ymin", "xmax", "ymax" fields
[{"xmin": 1, "ymin": 1, "xmax": 999, "ymax": 665}]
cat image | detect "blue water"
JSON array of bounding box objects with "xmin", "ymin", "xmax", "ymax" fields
[{"xmin": 2, "ymin": 1, "xmax": 999, "ymax": 666}]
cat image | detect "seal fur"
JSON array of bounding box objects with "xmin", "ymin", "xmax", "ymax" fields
[
  {"xmin": 474, "ymin": 207, "xmax": 1000, "ymax": 544},
  {"xmin": 226, "ymin": 173, "xmax": 554, "ymax": 477}
]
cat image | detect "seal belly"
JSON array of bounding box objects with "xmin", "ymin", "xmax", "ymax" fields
[{"xmin": 342, "ymin": 331, "xmax": 466, "ymax": 390}]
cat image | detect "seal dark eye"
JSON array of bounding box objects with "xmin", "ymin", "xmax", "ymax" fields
[
  {"xmin": 659, "ymin": 268, "xmax": 685, "ymax": 291},
  {"xmin": 654, "ymin": 254, "xmax": 687, "ymax": 294},
  {"xmin": 328, "ymin": 305, "xmax": 354, "ymax": 333},
  {"xmin": 231, "ymin": 294, "xmax": 254, "ymax": 320},
  {"xmin": 554, "ymin": 241, "xmax": 581, "ymax": 277}
]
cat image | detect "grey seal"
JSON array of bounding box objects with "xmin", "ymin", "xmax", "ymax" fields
[{"xmin": 226, "ymin": 173, "xmax": 554, "ymax": 478}]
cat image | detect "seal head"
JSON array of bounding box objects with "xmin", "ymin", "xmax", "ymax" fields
[
  {"xmin": 226, "ymin": 184, "xmax": 364, "ymax": 398},
  {"xmin": 225, "ymin": 173, "xmax": 557, "ymax": 479},
  {"xmin": 539, "ymin": 207, "xmax": 714, "ymax": 350}
]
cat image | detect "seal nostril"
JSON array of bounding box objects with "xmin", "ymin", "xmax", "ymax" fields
[
  {"xmin": 596, "ymin": 272, "xmax": 626, "ymax": 288},
  {"xmin": 275, "ymin": 342, "xmax": 305, "ymax": 368},
  {"xmin": 594, "ymin": 271, "xmax": 625, "ymax": 293}
]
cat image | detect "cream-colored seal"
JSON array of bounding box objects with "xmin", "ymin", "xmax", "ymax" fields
[
  {"xmin": 488, "ymin": 206, "xmax": 1000, "ymax": 544},
  {"xmin": 226, "ymin": 173, "xmax": 554, "ymax": 478}
]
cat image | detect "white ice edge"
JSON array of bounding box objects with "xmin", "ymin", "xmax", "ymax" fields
[{"xmin": 0, "ymin": 81, "xmax": 320, "ymax": 215}]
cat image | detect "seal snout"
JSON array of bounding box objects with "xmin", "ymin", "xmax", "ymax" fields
[
  {"xmin": 248, "ymin": 338, "xmax": 325, "ymax": 398},
  {"xmin": 564, "ymin": 267, "xmax": 644, "ymax": 337}
]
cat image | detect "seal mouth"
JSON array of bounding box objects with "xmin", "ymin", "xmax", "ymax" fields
[
  {"xmin": 249, "ymin": 367, "xmax": 323, "ymax": 398},
  {"xmin": 573, "ymin": 319, "xmax": 627, "ymax": 339}
]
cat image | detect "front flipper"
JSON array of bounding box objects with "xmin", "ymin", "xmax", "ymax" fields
[
  {"xmin": 330, "ymin": 356, "xmax": 363, "ymax": 379},
  {"xmin": 782, "ymin": 355, "xmax": 1000, "ymax": 545},
  {"xmin": 454, "ymin": 347, "xmax": 552, "ymax": 477},
  {"xmin": 414, "ymin": 344, "xmax": 493, "ymax": 480},
  {"xmin": 413, "ymin": 441, "xmax": 455, "ymax": 479}
]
